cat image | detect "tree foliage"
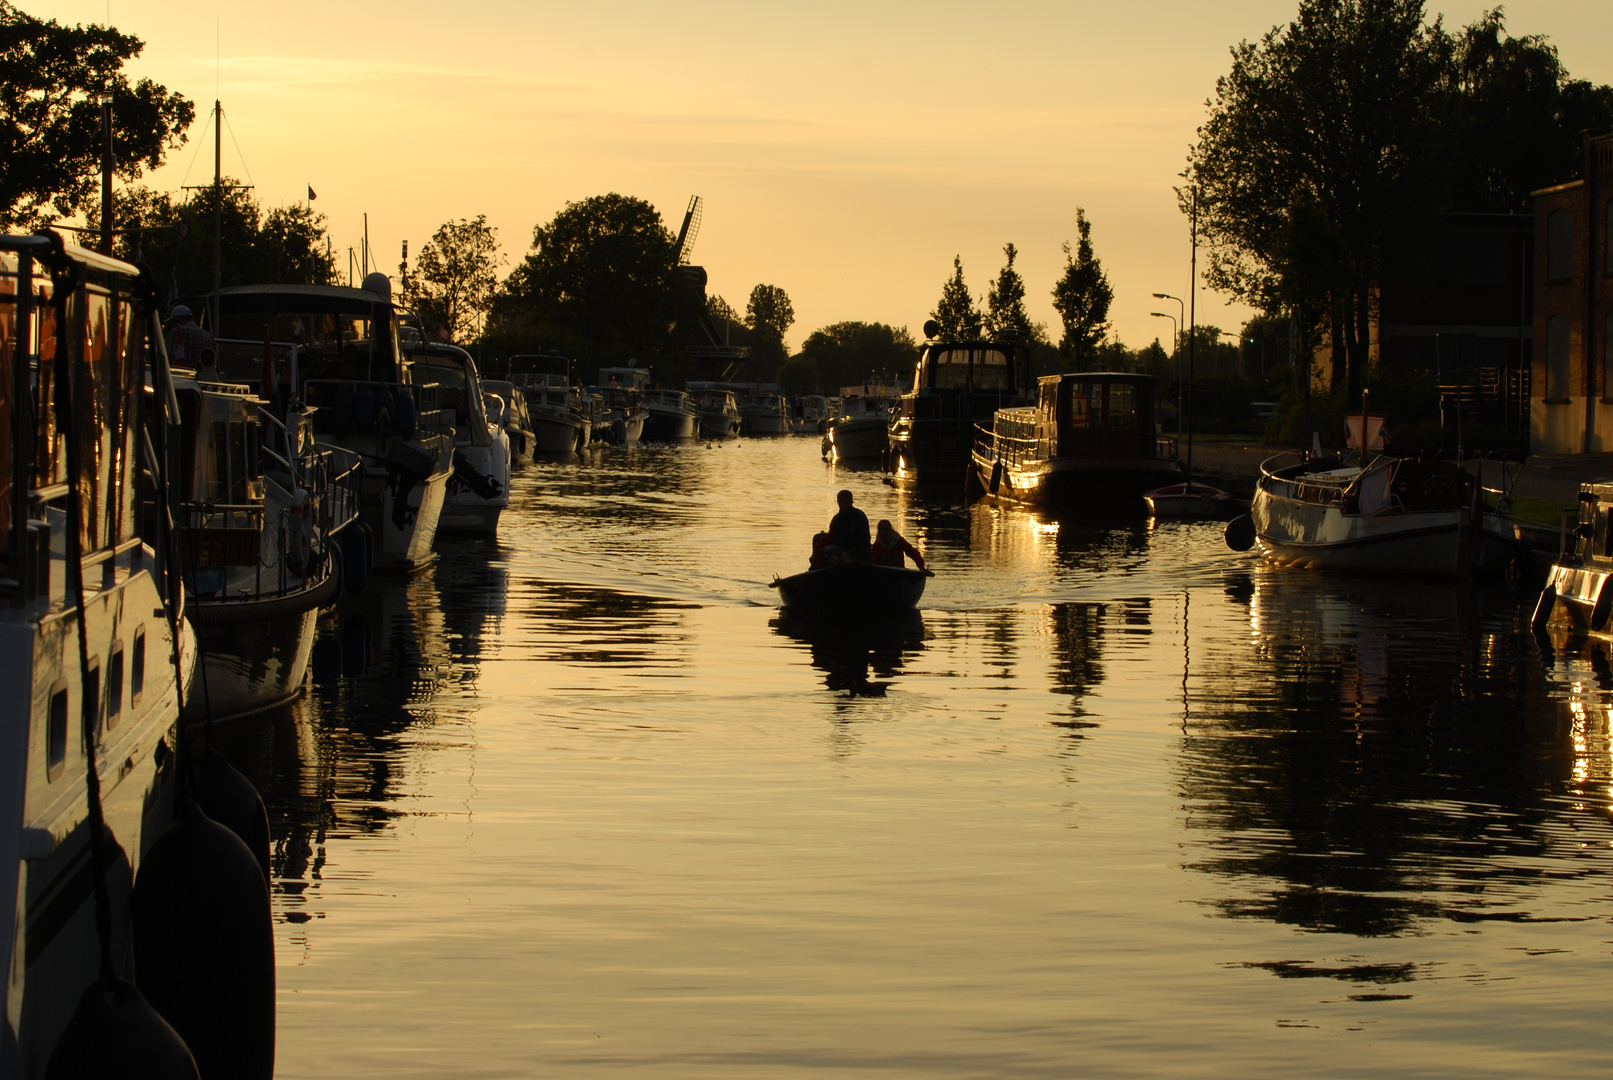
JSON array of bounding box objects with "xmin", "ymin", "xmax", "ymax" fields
[
  {"xmin": 103, "ymin": 181, "xmax": 338, "ymax": 307},
  {"xmin": 931, "ymin": 255, "xmax": 981, "ymax": 339},
  {"xmin": 777, "ymin": 321, "xmax": 919, "ymax": 396},
  {"xmin": 0, "ymin": 2, "xmax": 194, "ymax": 228},
  {"xmin": 1186, "ymin": 1, "xmax": 1613, "ymax": 398},
  {"xmin": 1049, "ymin": 209, "xmax": 1113, "ymax": 367},
  {"xmin": 491, "ymin": 193, "xmax": 681, "ymax": 365},
  {"xmin": 407, "ymin": 215, "xmax": 503, "ymax": 344},
  {"xmin": 743, "ymin": 283, "xmax": 795, "ymax": 374},
  {"xmin": 984, "ymin": 242, "xmax": 1046, "ymax": 347}
]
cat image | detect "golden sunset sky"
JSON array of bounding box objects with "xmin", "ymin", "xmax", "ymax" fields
[{"xmin": 53, "ymin": 0, "xmax": 1613, "ymax": 352}]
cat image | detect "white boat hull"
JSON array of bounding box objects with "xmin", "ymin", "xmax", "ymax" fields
[
  {"xmin": 643, "ymin": 405, "xmax": 698, "ymax": 441},
  {"xmin": 828, "ymin": 417, "xmax": 888, "ymax": 460},
  {"xmin": 532, "ymin": 411, "xmax": 586, "ymax": 454},
  {"xmin": 1253, "ymin": 485, "xmax": 1516, "ymax": 574},
  {"xmin": 441, "ymin": 433, "xmax": 511, "ymax": 536}
]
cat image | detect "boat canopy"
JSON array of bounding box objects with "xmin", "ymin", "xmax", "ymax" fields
[{"xmin": 918, "ymin": 344, "xmax": 1014, "ymax": 392}]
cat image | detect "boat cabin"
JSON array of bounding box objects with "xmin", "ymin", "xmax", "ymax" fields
[{"xmin": 1024, "ymin": 372, "xmax": 1161, "ymax": 460}]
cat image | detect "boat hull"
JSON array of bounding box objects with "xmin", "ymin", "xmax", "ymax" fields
[
  {"xmin": 827, "ymin": 417, "xmax": 888, "ymax": 460},
  {"xmin": 1252, "ymin": 483, "xmax": 1518, "ymax": 574},
  {"xmin": 741, "ymin": 412, "xmax": 792, "ymax": 436},
  {"xmin": 969, "ymin": 448, "xmax": 1182, "ymax": 514},
  {"xmin": 770, "ymin": 562, "xmax": 930, "ymax": 616},
  {"xmin": 643, "ymin": 406, "xmax": 698, "ymax": 441},
  {"xmin": 532, "ymin": 411, "xmax": 586, "ymax": 455},
  {"xmin": 699, "ymin": 410, "xmax": 741, "ymax": 439},
  {"xmin": 1145, "ymin": 482, "xmax": 1237, "ymax": 520}
]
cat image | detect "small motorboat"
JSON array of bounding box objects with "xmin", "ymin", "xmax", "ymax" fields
[
  {"xmin": 770, "ymin": 562, "xmax": 932, "ymax": 616},
  {"xmin": 1145, "ymin": 480, "xmax": 1236, "ymax": 520}
]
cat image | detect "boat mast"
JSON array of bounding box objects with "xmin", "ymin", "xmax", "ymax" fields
[
  {"xmin": 212, "ymin": 99, "xmax": 222, "ymax": 333},
  {"xmin": 1186, "ymin": 186, "xmax": 1196, "ymax": 489}
]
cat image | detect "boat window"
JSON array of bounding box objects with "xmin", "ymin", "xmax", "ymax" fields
[
  {"xmin": 47, "ymin": 681, "xmax": 67, "ymax": 781},
  {"xmin": 1067, "ymin": 383, "xmax": 1093, "ymax": 429},
  {"xmin": 208, "ymin": 421, "xmax": 229, "ymax": 502},
  {"xmin": 928, "ymin": 348, "xmax": 1012, "ymax": 391},
  {"xmin": 1038, "ymin": 382, "xmax": 1057, "ymax": 423},
  {"xmin": 1107, "ymin": 383, "xmax": 1136, "ymax": 429},
  {"xmin": 106, "ymin": 647, "xmax": 124, "ymax": 729},
  {"xmin": 131, "ymin": 629, "xmax": 145, "ymax": 704}
]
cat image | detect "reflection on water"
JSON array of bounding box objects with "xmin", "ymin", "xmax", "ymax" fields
[{"xmin": 213, "ymin": 439, "xmax": 1613, "ymax": 1078}]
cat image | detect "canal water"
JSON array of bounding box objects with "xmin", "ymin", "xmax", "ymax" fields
[{"xmin": 220, "ymin": 437, "xmax": 1613, "ymax": 1078}]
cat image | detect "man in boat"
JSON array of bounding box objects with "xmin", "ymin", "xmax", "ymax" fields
[
  {"xmin": 166, "ymin": 303, "xmax": 216, "ymax": 372},
  {"xmin": 871, "ymin": 519, "xmax": 925, "ymax": 570},
  {"xmin": 829, "ymin": 489, "xmax": 870, "ymax": 562}
]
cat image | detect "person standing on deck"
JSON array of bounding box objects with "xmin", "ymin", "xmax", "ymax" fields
[
  {"xmin": 829, "ymin": 489, "xmax": 870, "ymax": 562},
  {"xmin": 871, "ymin": 519, "xmax": 925, "ymax": 570},
  {"xmin": 166, "ymin": 304, "xmax": 216, "ymax": 372}
]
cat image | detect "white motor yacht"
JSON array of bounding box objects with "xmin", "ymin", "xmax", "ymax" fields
[
  {"xmin": 0, "ymin": 237, "xmax": 192, "ymax": 1075},
  {"xmin": 408, "ymin": 344, "xmax": 510, "ymax": 536}
]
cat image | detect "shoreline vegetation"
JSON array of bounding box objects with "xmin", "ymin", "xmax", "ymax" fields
[{"xmin": 4, "ymin": 0, "xmax": 1610, "ymax": 451}]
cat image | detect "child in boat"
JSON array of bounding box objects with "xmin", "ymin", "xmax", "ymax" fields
[
  {"xmin": 810, "ymin": 531, "xmax": 841, "ymax": 569},
  {"xmin": 870, "ymin": 519, "xmax": 925, "ymax": 570}
]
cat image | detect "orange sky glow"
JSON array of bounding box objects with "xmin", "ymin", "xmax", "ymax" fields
[{"xmin": 50, "ymin": 0, "xmax": 1613, "ymax": 355}]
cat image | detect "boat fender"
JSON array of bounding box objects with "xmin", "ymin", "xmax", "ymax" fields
[
  {"xmin": 133, "ymin": 800, "xmax": 275, "ymax": 1080},
  {"xmin": 195, "ymin": 747, "xmax": 271, "ymax": 886},
  {"xmin": 44, "ymin": 977, "xmax": 197, "ymax": 1080},
  {"xmin": 1592, "ymin": 585, "xmax": 1612, "ymax": 632},
  {"xmin": 989, "ymin": 460, "xmax": 1003, "ymax": 495},
  {"xmin": 393, "ymin": 390, "xmax": 418, "ymax": 440},
  {"xmin": 1531, "ymin": 584, "xmax": 1556, "ymax": 633},
  {"xmin": 1224, "ymin": 514, "xmax": 1257, "ymax": 552}
]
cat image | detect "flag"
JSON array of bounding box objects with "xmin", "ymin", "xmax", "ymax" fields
[
  {"xmin": 437, "ymin": 325, "xmax": 450, "ymax": 342},
  {"xmin": 307, "ymin": 185, "xmax": 317, "ymax": 201},
  {"xmin": 177, "ymin": 221, "xmax": 189, "ymax": 242}
]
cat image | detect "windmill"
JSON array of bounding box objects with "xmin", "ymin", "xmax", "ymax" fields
[{"xmin": 675, "ymin": 195, "xmax": 703, "ymax": 264}]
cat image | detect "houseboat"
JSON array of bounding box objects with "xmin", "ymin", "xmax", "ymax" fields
[
  {"xmin": 888, "ymin": 335, "xmax": 1028, "ymax": 482},
  {"xmin": 212, "ymin": 277, "xmax": 453, "ymax": 573},
  {"xmin": 968, "ymin": 372, "xmax": 1183, "ymax": 512},
  {"xmin": 0, "ymin": 236, "xmax": 190, "ymax": 1074}
]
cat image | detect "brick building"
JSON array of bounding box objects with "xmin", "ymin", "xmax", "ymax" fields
[{"xmin": 1531, "ymin": 129, "xmax": 1613, "ymax": 454}]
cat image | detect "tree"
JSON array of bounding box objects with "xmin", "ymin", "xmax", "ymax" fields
[
  {"xmin": 1049, "ymin": 210, "xmax": 1113, "ymax": 367},
  {"xmin": 0, "ymin": 2, "xmax": 194, "ymax": 229},
  {"xmin": 1185, "ymin": 0, "xmax": 1450, "ymax": 399},
  {"xmin": 407, "ymin": 215, "xmax": 504, "ymax": 344},
  {"xmin": 102, "ymin": 181, "xmax": 339, "ymax": 304},
  {"xmin": 779, "ymin": 321, "xmax": 919, "ymax": 396},
  {"xmin": 931, "ymin": 255, "xmax": 981, "ymax": 338},
  {"xmin": 984, "ymin": 242, "xmax": 1046, "ymax": 347},
  {"xmin": 743, "ymin": 283, "xmax": 795, "ymax": 375},
  {"xmin": 492, "ymin": 193, "xmax": 681, "ymax": 365}
]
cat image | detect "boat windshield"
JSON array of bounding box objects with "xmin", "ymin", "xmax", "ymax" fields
[
  {"xmin": 926, "ymin": 347, "xmax": 1012, "ymax": 391},
  {"xmin": 218, "ymin": 307, "xmax": 398, "ymax": 381},
  {"xmin": 1065, "ymin": 380, "xmax": 1138, "ymax": 430}
]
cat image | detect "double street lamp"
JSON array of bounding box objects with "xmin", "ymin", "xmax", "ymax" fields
[{"xmin": 1152, "ymin": 292, "xmax": 1185, "ymax": 435}]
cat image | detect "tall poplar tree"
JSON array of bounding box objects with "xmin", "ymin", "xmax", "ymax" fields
[
  {"xmin": 931, "ymin": 255, "xmax": 981, "ymax": 339},
  {"xmin": 984, "ymin": 242, "xmax": 1044, "ymax": 346},
  {"xmin": 1050, "ymin": 209, "xmax": 1113, "ymax": 368}
]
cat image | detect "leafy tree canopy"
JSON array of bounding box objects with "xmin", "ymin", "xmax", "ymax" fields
[
  {"xmin": 103, "ymin": 181, "xmax": 338, "ymax": 309},
  {"xmin": 406, "ymin": 215, "xmax": 504, "ymax": 344},
  {"xmin": 1050, "ymin": 209, "xmax": 1113, "ymax": 367},
  {"xmin": 492, "ymin": 193, "xmax": 680, "ymax": 366},
  {"xmin": 740, "ymin": 282, "xmax": 795, "ymax": 377},
  {"xmin": 984, "ymin": 242, "xmax": 1047, "ymax": 347},
  {"xmin": 931, "ymin": 255, "xmax": 981, "ymax": 339},
  {"xmin": 0, "ymin": 2, "xmax": 194, "ymax": 229},
  {"xmin": 778, "ymin": 321, "xmax": 918, "ymax": 397}
]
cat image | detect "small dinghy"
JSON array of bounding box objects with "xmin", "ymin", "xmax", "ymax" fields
[
  {"xmin": 1145, "ymin": 480, "xmax": 1236, "ymax": 520},
  {"xmin": 770, "ymin": 562, "xmax": 932, "ymax": 616}
]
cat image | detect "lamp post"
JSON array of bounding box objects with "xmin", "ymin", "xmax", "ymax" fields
[
  {"xmin": 1150, "ymin": 311, "xmax": 1179, "ymax": 435},
  {"xmin": 99, "ymin": 89, "xmax": 114, "ymax": 256},
  {"xmin": 1153, "ymin": 292, "xmax": 1185, "ymax": 436},
  {"xmin": 1242, "ymin": 335, "xmax": 1265, "ymax": 378}
]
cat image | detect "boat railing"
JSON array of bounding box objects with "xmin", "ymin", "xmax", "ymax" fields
[{"xmin": 301, "ymin": 378, "xmax": 445, "ymax": 443}]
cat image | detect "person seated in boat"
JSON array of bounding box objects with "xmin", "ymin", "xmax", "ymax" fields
[
  {"xmin": 871, "ymin": 519, "xmax": 925, "ymax": 570},
  {"xmin": 829, "ymin": 489, "xmax": 870, "ymax": 562},
  {"xmin": 810, "ymin": 531, "xmax": 842, "ymax": 569}
]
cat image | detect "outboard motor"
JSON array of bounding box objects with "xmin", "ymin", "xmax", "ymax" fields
[
  {"xmin": 451, "ymin": 449, "xmax": 503, "ymax": 500},
  {"xmin": 385, "ymin": 441, "xmax": 436, "ymax": 529}
]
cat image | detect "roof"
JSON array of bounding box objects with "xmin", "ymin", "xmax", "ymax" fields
[{"xmin": 216, "ymin": 282, "xmax": 394, "ymax": 315}]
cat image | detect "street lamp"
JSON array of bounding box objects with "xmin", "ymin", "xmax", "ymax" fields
[
  {"xmin": 1153, "ymin": 293, "xmax": 1186, "ymax": 434},
  {"xmin": 1150, "ymin": 311, "xmax": 1179, "ymax": 434},
  {"xmin": 1242, "ymin": 335, "xmax": 1265, "ymax": 378}
]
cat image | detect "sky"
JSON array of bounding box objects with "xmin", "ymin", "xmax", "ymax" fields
[{"xmin": 50, "ymin": 0, "xmax": 1613, "ymax": 354}]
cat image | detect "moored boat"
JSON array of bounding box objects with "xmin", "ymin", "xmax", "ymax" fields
[
  {"xmin": 791, "ymin": 394, "xmax": 835, "ymax": 434},
  {"xmin": 689, "ymin": 384, "xmax": 742, "ymax": 439},
  {"xmin": 482, "ymin": 379, "xmax": 537, "ymax": 461},
  {"xmin": 823, "ymin": 392, "xmax": 893, "ymax": 462},
  {"xmin": 968, "ymin": 372, "xmax": 1183, "ymax": 513},
  {"xmin": 738, "ymin": 386, "xmax": 792, "ymax": 435},
  {"xmin": 1534, "ymin": 480, "xmax": 1613, "ymax": 634},
  {"xmin": 642, "ymin": 388, "xmax": 700, "ymax": 441},
  {"xmin": 769, "ymin": 562, "xmax": 931, "ymax": 616},
  {"xmin": 174, "ymin": 371, "xmax": 357, "ymax": 722},
  {"xmin": 213, "ymin": 277, "xmax": 453, "ymax": 574},
  {"xmin": 1145, "ymin": 480, "xmax": 1236, "ymax": 519},
  {"xmin": 0, "ymin": 236, "xmax": 192, "ymax": 1073},
  {"xmin": 888, "ymin": 333, "xmax": 1028, "ymax": 482},
  {"xmin": 1240, "ymin": 447, "xmax": 1520, "ymax": 574},
  {"xmin": 509, "ymin": 355, "xmax": 590, "ymax": 454},
  {"xmin": 408, "ymin": 343, "xmax": 509, "ymax": 535}
]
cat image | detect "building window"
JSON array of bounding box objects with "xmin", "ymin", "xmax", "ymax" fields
[
  {"xmin": 1547, "ymin": 315, "xmax": 1572, "ymax": 399},
  {"xmin": 1547, "ymin": 209, "xmax": 1573, "ymax": 282}
]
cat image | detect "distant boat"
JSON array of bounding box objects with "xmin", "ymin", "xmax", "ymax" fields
[
  {"xmin": 739, "ymin": 387, "xmax": 793, "ymax": 435},
  {"xmin": 642, "ymin": 388, "xmax": 700, "ymax": 441},
  {"xmin": 482, "ymin": 379, "xmax": 538, "ymax": 461},
  {"xmin": 824, "ymin": 391, "xmax": 894, "ymax": 462},
  {"xmin": 968, "ymin": 372, "xmax": 1183, "ymax": 513},
  {"xmin": 770, "ymin": 562, "xmax": 931, "ymax": 615},
  {"xmin": 791, "ymin": 394, "xmax": 835, "ymax": 434},
  {"xmin": 509, "ymin": 354, "xmax": 590, "ymax": 454},
  {"xmin": 407, "ymin": 342, "xmax": 510, "ymax": 536},
  {"xmin": 689, "ymin": 384, "xmax": 742, "ymax": 439},
  {"xmin": 1145, "ymin": 480, "xmax": 1236, "ymax": 519}
]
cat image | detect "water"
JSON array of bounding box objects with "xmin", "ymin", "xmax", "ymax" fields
[{"xmin": 219, "ymin": 437, "xmax": 1613, "ymax": 1078}]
